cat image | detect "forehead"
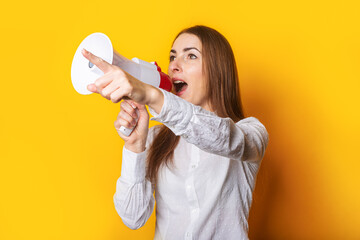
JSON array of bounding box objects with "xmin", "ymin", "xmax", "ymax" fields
[{"xmin": 172, "ymin": 33, "xmax": 202, "ymax": 51}]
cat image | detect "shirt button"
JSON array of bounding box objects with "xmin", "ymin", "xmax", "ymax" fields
[
  {"xmin": 191, "ymin": 164, "xmax": 196, "ymax": 169},
  {"xmin": 186, "ymin": 232, "xmax": 191, "ymax": 237}
]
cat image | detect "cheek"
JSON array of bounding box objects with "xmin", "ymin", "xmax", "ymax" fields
[
  {"xmin": 190, "ymin": 68, "xmax": 207, "ymax": 102},
  {"xmin": 194, "ymin": 69, "xmax": 205, "ymax": 91},
  {"xmin": 189, "ymin": 65, "xmax": 204, "ymax": 86},
  {"xmin": 167, "ymin": 65, "xmax": 172, "ymax": 76}
]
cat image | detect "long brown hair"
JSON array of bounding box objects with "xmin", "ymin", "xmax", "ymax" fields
[{"xmin": 146, "ymin": 25, "xmax": 245, "ymax": 183}]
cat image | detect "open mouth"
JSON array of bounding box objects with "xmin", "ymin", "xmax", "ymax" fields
[{"xmin": 173, "ymin": 80, "xmax": 188, "ymax": 95}]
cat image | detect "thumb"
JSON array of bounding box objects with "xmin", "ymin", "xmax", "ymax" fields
[
  {"xmin": 130, "ymin": 102, "xmax": 148, "ymax": 121},
  {"xmin": 130, "ymin": 101, "xmax": 147, "ymax": 113}
]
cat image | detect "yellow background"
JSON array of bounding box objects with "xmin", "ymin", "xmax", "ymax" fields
[{"xmin": 1, "ymin": 0, "xmax": 359, "ymax": 239}]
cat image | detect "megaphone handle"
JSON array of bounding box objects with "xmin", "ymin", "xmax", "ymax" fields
[
  {"xmin": 119, "ymin": 125, "xmax": 135, "ymax": 137},
  {"xmin": 118, "ymin": 108, "xmax": 139, "ymax": 137}
]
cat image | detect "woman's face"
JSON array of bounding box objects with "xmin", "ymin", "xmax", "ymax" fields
[{"xmin": 168, "ymin": 33, "xmax": 211, "ymax": 111}]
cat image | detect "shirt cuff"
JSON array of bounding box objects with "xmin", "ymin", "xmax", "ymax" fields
[{"xmin": 120, "ymin": 146, "xmax": 147, "ymax": 183}]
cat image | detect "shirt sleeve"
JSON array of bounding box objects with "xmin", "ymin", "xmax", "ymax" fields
[
  {"xmin": 148, "ymin": 89, "xmax": 269, "ymax": 162},
  {"xmin": 113, "ymin": 127, "xmax": 158, "ymax": 230}
]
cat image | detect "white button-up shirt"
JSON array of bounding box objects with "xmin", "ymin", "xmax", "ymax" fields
[{"xmin": 113, "ymin": 89, "xmax": 269, "ymax": 240}]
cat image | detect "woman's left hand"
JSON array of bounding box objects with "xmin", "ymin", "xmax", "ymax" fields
[{"xmin": 82, "ymin": 48, "xmax": 149, "ymax": 104}]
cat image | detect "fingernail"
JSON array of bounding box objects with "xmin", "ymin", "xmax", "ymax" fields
[
  {"xmin": 82, "ymin": 48, "xmax": 88, "ymax": 54},
  {"xmin": 130, "ymin": 102, "xmax": 137, "ymax": 109}
]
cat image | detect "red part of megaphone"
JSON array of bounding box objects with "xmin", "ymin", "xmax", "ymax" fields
[{"xmin": 154, "ymin": 62, "xmax": 172, "ymax": 92}]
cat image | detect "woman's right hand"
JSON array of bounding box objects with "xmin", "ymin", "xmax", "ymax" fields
[{"xmin": 114, "ymin": 100, "xmax": 149, "ymax": 153}]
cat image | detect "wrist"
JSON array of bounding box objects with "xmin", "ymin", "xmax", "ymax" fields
[
  {"xmin": 145, "ymin": 85, "xmax": 164, "ymax": 114},
  {"xmin": 124, "ymin": 141, "xmax": 146, "ymax": 153}
]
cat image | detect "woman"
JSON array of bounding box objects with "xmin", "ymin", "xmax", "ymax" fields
[{"xmin": 83, "ymin": 25, "xmax": 269, "ymax": 240}]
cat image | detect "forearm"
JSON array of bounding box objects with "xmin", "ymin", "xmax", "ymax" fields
[
  {"xmin": 113, "ymin": 147, "xmax": 155, "ymax": 229},
  {"xmin": 145, "ymin": 84, "xmax": 164, "ymax": 115}
]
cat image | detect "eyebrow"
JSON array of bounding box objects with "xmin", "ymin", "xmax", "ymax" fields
[{"xmin": 170, "ymin": 47, "xmax": 201, "ymax": 54}]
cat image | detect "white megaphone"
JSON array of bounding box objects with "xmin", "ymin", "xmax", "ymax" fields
[{"xmin": 71, "ymin": 33, "xmax": 172, "ymax": 136}]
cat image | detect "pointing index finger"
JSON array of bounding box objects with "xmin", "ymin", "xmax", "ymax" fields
[{"xmin": 82, "ymin": 48, "xmax": 112, "ymax": 73}]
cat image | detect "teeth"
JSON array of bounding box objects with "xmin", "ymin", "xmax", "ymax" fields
[{"xmin": 174, "ymin": 80, "xmax": 185, "ymax": 84}]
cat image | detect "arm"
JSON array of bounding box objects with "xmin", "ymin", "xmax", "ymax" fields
[
  {"xmin": 82, "ymin": 50, "xmax": 268, "ymax": 161},
  {"xmin": 148, "ymin": 89, "xmax": 269, "ymax": 162},
  {"xmin": 113, "ymin": 127, "xmax": 158, "ymax": 230}
]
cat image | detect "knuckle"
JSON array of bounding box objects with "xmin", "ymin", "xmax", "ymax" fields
[
  {"xmin": 117, "ymin": 120, "xmax": 125, "ymax": 129},
  {"xmin": 119, "ymin": 110, "xmax": 127, "ymax": 119},
  {"xmin": 114, "ymin": 68, "xmax": 124, "ymax": 76},
  {"xmin": 130, "ymin": 108, "xmax": 137, "ymax": 117},
  {"xmin": 110, "ymin": 93, "xmax": 118, "ymax": 103},
  {"xmin": 114, "ymin": 120, "xmax": 119, "ymax": 129},
  {"xmin": 125, "ymin": 122, "xmax": 132, "ymax": 128},
  {"xmin": 113, "ymin": 70, "xmax": 121, "ymax": 79},
  {"xmin": 94, "ymin": 80, "xmax": 101, "ymax": 88},
  {"xmin": 123, "ymin": 100, "xmax": 131, "ymax": 107},
  {"xmin": 128, "ymin": 108, "xmax": 134, "ymax": 116},
  {"xmin": 114, "ymin": 80, "xmax": 121, "ymax": 89},
  {"xmin": 119, "ymin": 119, "xmax": 130, "ymax": 128},
  {"xmin": 102, "ymin": 89, "xmax": 109, "ymax": 98},
  {"xmin": 102, "ymin": 94, "xmax": 109, "ymax": 100},
  {"xmin": 125, "ymin": 85, "xmax": 133, "ymax": 95},
  {"xmin": 116, "ymin": 112, "xmax": 121, "ymax": 120}
]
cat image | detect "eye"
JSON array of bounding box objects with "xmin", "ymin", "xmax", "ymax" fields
[
  {"xmin": 188, "ymin": 53, "xmax": 197, "ymax": 60},
  {"xmin": 169, "ymin": 55, "xmax": 176, "ymax": 62}
]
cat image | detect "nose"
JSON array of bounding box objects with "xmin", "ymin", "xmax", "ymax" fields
[{"xmin": 169, "ymin": 57, "xmax": 182, "ymax": 74}]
